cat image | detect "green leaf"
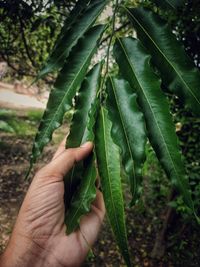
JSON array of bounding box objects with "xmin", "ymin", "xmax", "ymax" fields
[
  {"xmin": 95, "ymin": 107, "xmax": 131, "ymax": 267},
  {"xmin": 84, "ymin": 98, "xmax": 100, "ymax": 142},
  {"xmin": 154, "ymin": 0, "xmax": 185, "ymax": 10},
  {"xmin": 114, "ymin": 37, "xmax": 194, "ymax": 211},
  {"xmin": 126, "ymin": 7, "xmax": 200, "ymax": 115},
  {"xmin": 30, "ymin": 25, "xmax": 105, "ymax": 167},
  {"xmin": 65, "ymin": 153, "xmax": 96, "ymax": 234},
  {"xmin": 65, "ymin": 98, "xmax": 100, "ymax": 230},
  {"xmin": 55, "ymin": 0, "xmax": 91, "ymax": 45},
  {"xmin": 37, "ymin": 0, "xmax": 107, "ymax": 79},
  {"xmin": 64, "ymin": 63, "xmax": 102, "ymax": 208},
  {"xmin": 66, "ymin": 62, "xmax": 103, "ymax": 148},
  {"xmin": 106, "ymin": 77, "xmax": 146, "ymax": 206}
]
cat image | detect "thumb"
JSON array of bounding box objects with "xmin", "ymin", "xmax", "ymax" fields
[{"xmin": 36, "ymin": 142, "xmax": 93, "ymax": 180}]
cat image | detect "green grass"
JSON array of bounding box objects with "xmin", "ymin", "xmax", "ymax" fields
[
  {"xmin": 0, "ymin": 109, "xmax": 41, "ymax": 136},
  {"xmin": 0, "ymin": 108, "xmax": 72, "ymax": 137},
  {"xmin": 27, "ymin": 110, "xmax": 43, "ymax": 121}
]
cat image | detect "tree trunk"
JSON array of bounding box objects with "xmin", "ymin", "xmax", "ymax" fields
[{"xmin": 151, "ymin": 190, "xmax": 176, "ymax": 259}]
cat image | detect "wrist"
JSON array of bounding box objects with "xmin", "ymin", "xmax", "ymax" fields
[
  {"xmin": 0, "ymin": 232, "xmax": 66, "ymax": 267},
  {"xmin": 0, "ymin": 234, "xmax": 45, "ymax": 267}
]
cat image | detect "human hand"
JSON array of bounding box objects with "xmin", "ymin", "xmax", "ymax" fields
[{"xmin": 0, "ymin": 141, "xmax": 105, "ymax": 267}]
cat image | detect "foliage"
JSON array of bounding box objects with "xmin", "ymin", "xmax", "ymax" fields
[
  {"xmin": 153, "ymin": 0, "xmax": 200, "ymax": 68},
  {"xmin": 168, "ymin": 99, "xmax": 200, "ymax": 218},
  {"xmin": 0, "ymin": 0, "xmax": 77, "ymax": 79},
  {"xmin": 25, "ymin": 0, "xmax": 200, "ymax": 265}
]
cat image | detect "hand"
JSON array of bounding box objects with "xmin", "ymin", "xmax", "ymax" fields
[{"xmin": 0, "ymin": 141, "xmax": 105, "ymax": 267}]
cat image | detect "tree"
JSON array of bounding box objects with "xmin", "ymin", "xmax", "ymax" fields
[
  {"xmin": 26, "ymin": 0, "xmax": 200, "ymax": 266},
  {"xmin": 0, "ymin": 0, "xmax": 77, "ymax": 79}
]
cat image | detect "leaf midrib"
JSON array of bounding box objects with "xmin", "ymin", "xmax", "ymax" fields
[
  {"xmin": 37, "ymin": 46, "xmax": 96, "ymax": 153},
  {"xmin": 117, "ymin": 38, "xmax": 186, "ymax": 194},
  {"xmin": 109, "ymin": 77, "xmax": 137, "ymax": 196},
  {"xmin": 101, "ymin": 109, "xmax": 124, "ymax": 242},
  {"xmin": 68, "ymin": 165, "xmax": 95, "ymax": 227},
  {"xmin": 126, "ymin": 8, "xmax": 200, "ymax": 106},
  {"xmin": 165, "ymin": 0, "xmax": 175, "ymax": 9},
  {"xmin": 47, "ymin": 3, "xmax": 104, "ymax": 72}
]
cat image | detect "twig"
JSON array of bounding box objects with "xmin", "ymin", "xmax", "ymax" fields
[
  {"xmin": 18, "ymin": 15, "xmax": 36, "ymax": 68},
  {"xmin": 99, "ymin": 22, "xmax": 130, "ymax": 46},
  {"xmin": 98, "ymin": 0, "xmax": 119, "ymax": 100}
]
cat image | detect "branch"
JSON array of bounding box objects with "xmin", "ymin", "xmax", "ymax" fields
[
  {"xmin": 98, "ymin": 0, "xmax": 120, "ymax": 100},
  {"xmin": 1, "ymin": 53, "xmax": 35, "ymax": 77},
  {"xmin": 99, "ymin": 22, "xmax": 130, "ymax": 46},
  {"xmin": 18, "ymin": 15, "xmax": 36, "ymax": 68}
]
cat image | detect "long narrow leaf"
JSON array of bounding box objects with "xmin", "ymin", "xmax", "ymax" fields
[
  {"xmin": 64, "ymin": 63, "xmax": 102, "ymax": 208},
  {"xmin": 66, "ymin": 63, "xmax": 102, "ymax": 148},
  {"xmin": 37, "ymin": 0, "xmax": 107, "ymax": 79},
  {"xmin": 126, "ymin": 7, "xmax": 200, "ymax": 115},
  {"xmin": 107, "ymin": 77, "xmax": 146, "ymax": 206},
  {"xmin": 65, "ymin": 99, "xmax": 100, "ymax": 232},
  {"xmin": 95, "ymin": 107, "xmax": 131, "ymax": 267},
  {"xmin": 55, "ymin": 0, "xmax": 91, "ymax": 46},
  {"xmin": 65, "ymin": 153, "xmax": 96, "ymax": 234},
  {"xmin": 29, "ymin": 25, "xmax": 105, "ymax": 169},
  {"xmin": 114, "ymin": 37, "xmax": 194, "ymax": 210},
  {"xmin": 154, "ymin": 0, "xmax": 185, "ymax": 10}
]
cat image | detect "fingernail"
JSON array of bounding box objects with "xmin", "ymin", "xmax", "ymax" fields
[{"xmin": 80, "ymin": 141, "xmax": 93, "ymax": 148}]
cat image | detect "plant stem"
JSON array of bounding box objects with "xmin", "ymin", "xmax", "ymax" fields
[{"xmin": 98, "ymin": 0, "xmax": 119, "ymax": 101}]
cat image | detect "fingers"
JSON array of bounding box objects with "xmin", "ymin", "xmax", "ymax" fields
[
  {"xmin": 36, "ymin": 142, "xmax": 93, "ymax": 180},
  {"xmin": 52, "ymin": 137, "xmax": 67, "ymax": 160},
  {"xmin": 76, "ymin": 190, "xmax": 105, "ymax": 251},
  {"xmin": 91, "ymin": 190, "xmax": 105, "ymax": 218}
]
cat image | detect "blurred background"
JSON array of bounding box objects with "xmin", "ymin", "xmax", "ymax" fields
[{"xmin": 0, "ymin": 0, "xmax": 200, "ymax": 266}]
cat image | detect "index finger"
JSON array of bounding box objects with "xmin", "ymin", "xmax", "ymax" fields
[
  {"xmin": 52, "ymin": 137, "xmax": 67, "ymax": 161},
  {"xmin": 36, "ymin": 142, "xmax": 93, "ymax": 181}
]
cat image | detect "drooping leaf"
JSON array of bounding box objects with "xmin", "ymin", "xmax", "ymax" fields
[
  {"xmin": 29, "ymin": 25, "xmax": 105, "ymax": 169},
  {"xmin": 154, "ymin": 0, "xmax": 185, "ymax": 10},
  {"xmin": 64, "ymin": 63, "xmax": 102, "ymax": 208},
  {"xmin": 114, "ymin": 37, "xmax": 194, "ymax": 211},
  {"xmin": 55, "ymin": 0, "xmax": 91, "ymax": 45},
  {"xmin": 95, "ymin": 107, "xmax": 131, "ymax": 267},
  {"xmin": 66, "ymin": 62, "xmax": 103, "ymax": 148},
  {"xmin": 126, "ymin": 7, "xmax": 200, "ymax": 115},
  {"xmin": 65, "ymin": 98, "xmax": 100, "ymax": 232},
  {"xmin": 107, "ymin": 77, "xmax": 146, "ymax": 206},
  {"xmin": 65, "ymin": 152, "xmax": 96, "ymax": 234},
  {"xmin": 84, "ymin": 98, "xmax": 100, "ymax": 143},
  {"xmin": 37, "ymin": 0, "xmax": 107, "ymax": 79}
]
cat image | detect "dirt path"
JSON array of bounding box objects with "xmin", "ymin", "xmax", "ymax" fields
[
  {"xmin": 0, "ymin": 82, "xmax": 48, "ymax": 110},
  {"xmin": 0, "ymin": 88, "xmax": 46, "ymax": 110}
]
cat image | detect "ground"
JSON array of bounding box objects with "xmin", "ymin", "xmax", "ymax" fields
[
  {"xmin": 0, "ymin": 133, "xmax": 162, "ymax": 267},
  {"xmin": 0, "ymin": 109, "xmax": 200, "ymax": 267}
]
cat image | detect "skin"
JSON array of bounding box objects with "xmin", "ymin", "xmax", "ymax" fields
[{"xmin": 0, "ymin": 141, "xmax": 105, "ymax": 267}]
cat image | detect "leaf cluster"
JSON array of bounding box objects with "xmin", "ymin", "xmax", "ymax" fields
[{"xmin": 26, "ymin": 0, "xmax": 200, "ymax": 265}]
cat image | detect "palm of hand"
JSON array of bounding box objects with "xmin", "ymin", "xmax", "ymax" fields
[{"xmin": 11, "ymin": 143, "xmax": 105, "ymax": 267}]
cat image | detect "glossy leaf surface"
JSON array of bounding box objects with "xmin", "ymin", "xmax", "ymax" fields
[
  {"xmin": 154, "ymin": 0, "xmax": 184, "ymax": 10},
  {"xmin": 114, "ymin": 37, "xmax": 194, "ymax": 210},
  {"xmin": 64, "ymin": 63, "xmax": 102, "ymax": 208},
  {"xmin": 66, "ymin": 62, "xmax": 102, "ymax": 148},
  {"xmin": 107, "ymin": 77, "xmax": 146, "ymax": 205},
  {"xmin": 126, "ymin": 7, "xmax": 200, "ymax": 115},
  {"xmin": 30, "ymin": 25, "xmax": 105, "ymax": 167},
  {"xmin": 65, "ymin": 153, "xmax": 96, "ymax": 234},
  {"xmin": 37, "ymin": 0, "xmax": 107, "ymax": 79},
  {"xmin": 55, "ymin": 0, "xmax": 91, "ymax": 46},
  {"xmin": 95, "ymin": 107, "xmax": 131, "ymax": 267}
]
